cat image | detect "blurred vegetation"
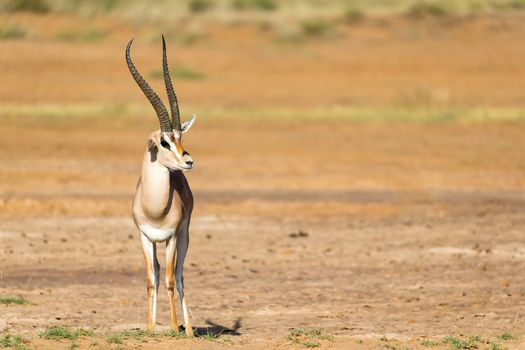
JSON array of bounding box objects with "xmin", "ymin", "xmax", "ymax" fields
[
  {"xmin": 300, "ymin": 18, "xmax": 334, "ymax": 36},
  {"xmin": 0, "ymin": 295, "xmax": 28, "ymax": 305},
  {"xmin": 188, "ymin": 0, "xmax": 214, "ymax": 13},
  {"xmin": 0, "ymin": 25, "xmax": 27, "ymax": 40},
  {"xmin": 1, "ymin": 0, "xmax": 525, "ymax": 45},
  {"xmin": 232, "ymin": 0, "xmax": 277, "ymax": 11},
  {"xmin": 0, "ymin": 334, "xmax": 29, "ymax": 350},
  {"xmin": 344, "ymin": 8, "xmax": 365, "ymax": 25},
  {"xmin": 490, "ymin": 0, "xmax": 525, "ymax": 9},
  {"xmin": 1, "ymin": 103, "xmax": 524, "ymax": 124},
  {"xmin": 0, "ymin": 0, "xmax": 523, "ymax": 125},
  {"xmin": 2, "ymin": 0, "xmax": 49, "ymax": 13},
  {"xmin": 149, "ymin": 67, "xmax": 207, "ymax": 81},
  {"xmin": 2, "ymin": 0, "xmax": 525, "ymax": 20},
  {"xmin": 55, "ymin": 29, "xmax": 105, "ymax": 42},
  {"xmin": 407, "ymin": 2, "xmax": 452, "ymax": 18}
]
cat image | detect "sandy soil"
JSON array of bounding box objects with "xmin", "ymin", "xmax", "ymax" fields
[
  {"xmin": 1, "ymin": 119, "xmax": 525, "ymax": 349},
  {"xmin": 1, "ymin": 12, "xmax": 525, "ymax": 350}
]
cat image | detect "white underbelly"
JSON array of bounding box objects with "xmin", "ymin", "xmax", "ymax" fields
[{"xmin": 139, "ymin": 224, "xmax": 175, "ymax": 243}]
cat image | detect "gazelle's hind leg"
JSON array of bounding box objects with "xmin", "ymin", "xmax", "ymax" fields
[
  {"xmin": 165, "ymin": 237, "xmax": 179, "ymax": 332},
  {"xmin": 140, "ymin": 233, "xmax": 159, "ymax": 332},
  {"xmin": 175, "ymin": 225, "xmax": 193, "ymax": 337}
]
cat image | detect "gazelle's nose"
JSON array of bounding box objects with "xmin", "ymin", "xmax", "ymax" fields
[{"xmin": 182, "ymin": 151, "xmax": 193, "ymax": 168}]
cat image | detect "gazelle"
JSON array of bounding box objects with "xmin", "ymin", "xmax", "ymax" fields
[{"xmin": 126, "ymin": 36, "xmax": 197, "ymax": 336}]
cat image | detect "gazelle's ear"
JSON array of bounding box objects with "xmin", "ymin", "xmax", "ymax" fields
[
  {"xmin": 181, "ymin": 114, "xmax": 196, "ymax": 134},
  {"xmin": 147, "ymin": 138, "xmax": 156, "ymax": 150},
  {"xmin": 147, "ymin": 137, "xmax": 159, "ymax": 162}
]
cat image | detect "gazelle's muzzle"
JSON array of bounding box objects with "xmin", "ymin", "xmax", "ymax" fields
[{"xmin": 181, "ymin": 151, "xmax": 193, "ymax": 170}]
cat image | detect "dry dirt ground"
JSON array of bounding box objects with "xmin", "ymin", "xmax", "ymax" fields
[
  {"xmin": 1, "ymin": 120, "xmax": 524, "ymax": 349},
  {"xmin": 1, "ymin": 12, "xmax": 525, "ymax": 350}
]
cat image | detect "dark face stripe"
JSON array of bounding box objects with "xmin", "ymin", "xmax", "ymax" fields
[{"xmin": 182, "ymin": 151, "xmax": 189, "ymax": 156}]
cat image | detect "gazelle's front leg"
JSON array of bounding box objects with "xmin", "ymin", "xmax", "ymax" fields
[
  {"xmin": 140, "ymin": 233, "xmax": 159, "ymax": 332},
  {"xmin": 175, "ymin": 224, "xmax": 193, "ymax": 337},
  {"xmin": 165, "ymin": 237, "xmax": 179, "ymax": 332}
]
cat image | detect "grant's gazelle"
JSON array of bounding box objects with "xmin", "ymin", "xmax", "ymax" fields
[{"xmin": 126, "ymin": 36, "xmax": 196, "ymax": 336}]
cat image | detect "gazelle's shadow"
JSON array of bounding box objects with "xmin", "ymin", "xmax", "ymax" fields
[{"xmin": 185, "ymin": 319, "xmax": 241, "ymax": 337}]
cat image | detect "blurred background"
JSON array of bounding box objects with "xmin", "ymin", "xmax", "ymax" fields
[
  {"xmin": 1, "ymin": 0, "xmax": 525, "ymax": 113},
  {"xmin": 1, "ymin": 0, "xmax": 525, "ymax": 348},
  {"xmin": 1, "ymin": 0, "xmax": 524, "ymax": 215}
]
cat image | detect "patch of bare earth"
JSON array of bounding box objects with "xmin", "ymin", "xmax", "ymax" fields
[{"xmin": 1, "ymin": 121, "xmax": 525, "ymax": 349}]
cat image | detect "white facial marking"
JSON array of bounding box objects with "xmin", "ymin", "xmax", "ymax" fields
[{"xmin": 161, "ymin": 133, "xmax": 182, "ymax": 158}]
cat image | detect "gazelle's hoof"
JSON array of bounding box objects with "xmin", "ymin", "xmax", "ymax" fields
[{"xmin": 185, "ymin": 325, "xmax": 194, "ymax": 338}]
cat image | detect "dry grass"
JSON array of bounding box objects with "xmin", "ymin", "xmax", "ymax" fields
[
  {"xmin": 1, "ymin": 104, "xmax": 524, "ymax": 124},
  {"xmin": 2, "ymin": 0, "xmax": 525, "ymax": 50},
  {"xmin": 3, "ymin": 0, "xmax": 525, "ymax": 25},
  {"xmin": 0, "ymin": 25, "xmax": 27, "ymax": 40}
]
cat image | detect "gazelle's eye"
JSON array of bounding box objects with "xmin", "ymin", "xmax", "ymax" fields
[{"xmin": 160, "ymin": 140, "xmax": 171, "ymax": 150}]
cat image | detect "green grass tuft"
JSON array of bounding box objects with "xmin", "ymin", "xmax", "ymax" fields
[
  {"xmin": 0, "ymin": 334, "xmax": 29, "ymax": 350},
  {"xmin": 104, "ymin": 329, "xmax": 187, "ymax": 345},
  {"xmin": 497, "ymin": 332, "xmax": 515, "ymax": 341},
  {"xmin": 0, "ymin": 296, "xmax": 28, "ymax": 305},
  {"xmin": 288, "ymin": 328, "xmax": 333, "ymax": 347},
  {"xmin": 188, "ymin": 0, "xmax": 214, "ymax": 13},
  {"xmin": 106, "ymin": 334, "xmax": 123, "ymax": 344},
  {"xmin": 232, "ymin": 0, "xmax": 277, "ymax": 11},
  {"xmin": 38, "ymin": 326, "xmax": 94, "ymax": 341},
  {"xmin": 0, "ymin": 27, "xmax": 27, "ymax": 40},
  {"xmin": 304, "ymin": 341, "xmax": 320, "ymax": 348},
  {"xmin": 442, "ymin": 335, "xmax": 483, "ymax": 350},
  {"xmin": 344, "ymin": 8, "xmax": 365, "ymax": 25},
  {"xmin": 300, "ymin": 19, "xmax": 333, "ymax": 37},
  {"xmin": 489, "ymin": 341, "xmax": 505, "ymax": 350},
  {"xmin": 421, "ymin": 338, "xmax": 440, "ymax": 346},
  {"xmin": 4, "ymin": 0, "xmax": 49, "ymax": 13},
  {"xmin": 116, "ymin": 329, "xmax": 151, "ymax": 340},
  {"xmin": 407, "ymin": 2, "xmax": 451, "ymax": 18},
  {"xmin": 39, "ymin": 326, "xmax": 74, "ymax": 340},
  {"xmin": 199, "ymin": 329, "xmax": 222, "ymax": 341},
  {"xmin": 289, "ymin": 328, "xmax": 322, "ymax": 338}
]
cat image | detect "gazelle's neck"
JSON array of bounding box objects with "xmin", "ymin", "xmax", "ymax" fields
[{"xmin": 140, "ymin": 149, "xmax": 172, "ymax": 219}]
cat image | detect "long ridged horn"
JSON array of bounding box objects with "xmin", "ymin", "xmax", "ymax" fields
[
  {"xmin": 162, "ymin": 35, "xmax": 181, "ymax": 131},
  {"xmin": 126, "ymin": 39, "xmax": 173, "ymax": 133}
]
